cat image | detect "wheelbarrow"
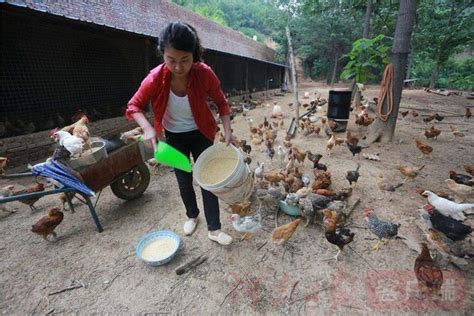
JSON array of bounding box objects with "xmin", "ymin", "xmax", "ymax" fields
[{"xmin": 0, "ymin": 142, "xmax": 151, "ymax": 232}]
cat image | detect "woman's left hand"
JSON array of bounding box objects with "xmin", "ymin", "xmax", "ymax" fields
[{"xmin": 225, "ymin": 132, "xmax": 236, "ymax": 146}]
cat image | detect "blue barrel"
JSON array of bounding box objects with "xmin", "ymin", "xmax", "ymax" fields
[{"xmin": 327, "ymin": 89, "xmax": 352, "ymax": 120}]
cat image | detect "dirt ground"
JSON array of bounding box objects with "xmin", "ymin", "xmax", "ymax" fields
[{"xmin": 1, "ymin": 81, "xmax": 473, "ymax": 314}]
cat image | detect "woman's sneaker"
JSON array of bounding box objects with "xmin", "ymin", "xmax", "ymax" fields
[
  {"xmin": 183, "ymin": 218, "xmax": 198, "ymax": 236},
  {"xmin": 208, "ymin": 230, "xmax": 233, "ymax": 245}
]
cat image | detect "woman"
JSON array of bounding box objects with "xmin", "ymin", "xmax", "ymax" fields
[{"xmin": 125, "ymin": 21, "xmax": 234, "ymax": 245}]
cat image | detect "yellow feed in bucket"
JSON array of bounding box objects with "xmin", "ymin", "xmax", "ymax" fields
[{"xmin": 199, "ymin": 157, "xmax": 237, "ymax": 185}]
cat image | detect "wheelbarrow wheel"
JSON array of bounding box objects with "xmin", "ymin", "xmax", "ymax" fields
[{"xmin": 111, "ymin": 163, "xmax": 150, "ymax": 200}]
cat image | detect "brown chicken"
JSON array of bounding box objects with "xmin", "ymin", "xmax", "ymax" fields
[
  {"xmin": 291, "ymin": 146, "xmax": 306, "ymax": 164},
  {"xmin": 411, "ymin": 110, "xmax": 419, "ymax": 118},
  {"xmin": 229, "ymin": 201, "xmax": 252, "ymax": 217},
  {"xmin": 397, "ymin": 165, "xmax": 425, "ymax": 182},
  {"xmin": 401, "ymin": 110, "xmax": 409, "ymax": 118},
  {"xmin": 424, "ymin": 126, "xmax": 441, "ymax": 140},
  {"xmin": 0, "ymin": 157, "xmax": 7, "ymax": 175},
  {"xmin": 314, "ymin": 189, "xmax": 337, "ymax": 197},
  {"xmin": 263, "ymin": 171, "xmax": 285, "ymax": 186},
  {"xmin": 414, "ymin": 243, "xmax": 443, "ymax": 298},
  {"xmin": 312, "ymin": 170, "xmax": 332, "ymax": 191},
  {"xmin": 12, "ymin": 182, "xmax": 46, "ymax": 212},
  {"xmin": 271, "ymin": 218, "xmax": 302, "ymax": 245},
  {"xmin": 355, "ymin": 109, "xmax": 374, "ymax": 126},
  {"xmin": 465, "ymin": 164, "xmax": 474, "ymax": 177},
  {"xmin": 465, "ymin": 108, "xmax": 472, "ymax": 119},
  {"xmin": 423, "ymin": 114, "xmax": 436, "ymax": 123},
  {"xmin": 31, "ymin": 207, "xmax": 64, "ymax": 242},
  {"xmin": 415, "ymin": 139, "xmax": 433, "ymax": 158},
  {"xmin": 58, "ymin": 192, "xmax": 76, "ymax": 212},
  {"xmin": 322, "ymin": 208, "xmax": 347, "ymax": 228}
]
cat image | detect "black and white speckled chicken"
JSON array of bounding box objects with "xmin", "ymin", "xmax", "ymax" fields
[{"xmin": 364, "ymin": 208, "xmax": 400, "ymax": 251}]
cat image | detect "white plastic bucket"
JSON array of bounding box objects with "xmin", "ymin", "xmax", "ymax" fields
[{"xmin": 193, "ymin": 143, "xmax": 254, "ymax": 205}]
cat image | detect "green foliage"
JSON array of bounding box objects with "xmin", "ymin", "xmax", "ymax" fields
[{"xmin": 340, "ymin": 34, "xmax": 390, "ymax": 83}]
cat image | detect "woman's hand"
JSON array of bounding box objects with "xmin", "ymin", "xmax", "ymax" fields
[
  {"xmin": 225, "ymin": 131, "xmax": 236, "ymax": 146},
  {"xmin": 143, "ymin": 126, "xmax": 157, "ymax": 151}
]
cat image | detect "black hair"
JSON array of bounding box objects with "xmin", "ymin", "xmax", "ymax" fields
[{"xmin": 159, "ymin": 21, "xmax": 204, "ymax": 62}]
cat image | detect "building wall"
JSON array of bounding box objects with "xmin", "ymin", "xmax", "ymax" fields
[{"xmin": 3, "ymin": 0, "xmax": 275, "ymax": 62}]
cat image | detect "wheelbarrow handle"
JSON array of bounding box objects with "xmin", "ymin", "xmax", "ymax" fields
[{"xmin": 0, "ymin": 172, "xmax": 35, "ymax": 179}]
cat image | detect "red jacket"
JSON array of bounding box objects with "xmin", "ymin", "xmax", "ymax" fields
[{"xmin": 125, "ymin": 62, "xmax": 231, "ymax": 141}]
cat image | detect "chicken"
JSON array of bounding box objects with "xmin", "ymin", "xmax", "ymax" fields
[
  {"xmin": 422, "ymin": 114, "xmax": 436, "ymax": 124},
  {"xmin": 448, "ymin": 171, "xmax": 473, "ymax": 187},
  {"xmin": 306, "ymin": 152, "xmax": 327, "ymax": 170},
  {"xmin": 263, "ymin": 170, "xmax": 285, "ymax": 186},
  {"xmin": 422, "ymin": 191, "xmax": 473, "ymax": 221},
  {"xmin": 420, "ymin": 204, "xmax": 472, "ymax": 241},
  {"xmin": 425, "ymin": 228, "xmax": 473, "ymax": 260},
  {"xmin": 424, "ymin": 126, "xmax": 441, "ymax": 140},
  {"xmin": 346, "ymin": 142, "xmax": 363, "ymax": 159},
  {"xmin": 0, "ymin": 157, "xmax": 7, "ymax": 175},
  {"xmin": 12, "ymin": 183, "xmax": 46, "ymax": 212},
  {"xmin": 355, "ymin": 109, "xmax": 374, "ymax": 126},
  {"xmin": 291, "ymin": 146, "xmax": 306, "ymax": 165},
  {"xmin": 449, "ymin": 126, "xmax": 465, "ymax": 139},
  {"xmin": 401, "ymin": 110, "xmax": 409, "ymax": 118},
  {"xmin": 31, "ymin": 207, "xmax": 64, "ymax": 242},
  {"xmin": 322, "ymin": 208, "xmax": 347, "ymax": 228},
  {"xmin": 397, "ymin": 165, "xmax": 425, "ymax": 182},
  {"xmin": 53, "ymin": 130, "xmax": 84, "ymax": 157},
  {"xmin": 326, "ymin": 134, "xmax": 336, "ymax": 153},
  {"xmin": 364, "ymin": 208, "xmax": 400, "ymax": 251},
  {"xmin": 323, "ymin": 209, "xmax": 355, "ymax": 261},
  {"xmin": 411, "ymin": 110, "xmax": 419, "ymax": 118},
  {"xmin": 298, "ymin": 197, "xmax": 315, "ymax": 226},
  {"xmin": 345, "ymin": 131, "xmax": 359, "ymax": 146},
  {"xmin": 72, "ymin": 115, "xmax": 91, "ymax": 150},
  {"xmin": 265, "ymin": 141, "xmax": 275, "ymax": 161},
  {"xmin": 465, "ymin": 165, "xmax": 474, "ymax": 177},
  {"xmin": 0, "ymin": 185, "xmax": 15, "ymax": 214},
  {"xmin": 465, "ymin": 108, "xmax": 472, "ymax": 119},
  {"xmin": 434, "ymin": 113, "xmax": 444, "ymax": 122},
  {"xmin": 415, "ymin": 140, "xmax": 433, "ymax": 158},
  {"xmin": 251, "ymin": 160, "xmax": 263, "ymax": 179},
  {"xmin": 276, "ymin": 146, "xmax": 286, "ymax": 168},
  {"xmin": 256, "ymin": 186, "xmax": 285, "ymax": 213},
  {"xmin": 414, "ymin": 243, "xmax": 443, "ymax": 298},
  {"xmin": 346, "ymin": 164, "xmax": 360, "ymax": 188},
  {"xmin": 231, "ymin": 213, "xmax": 261, "ymax": 240},
  {"xmin": 229, "ymin": 201, "xmax": 252, "ymax": 217},
  {"xmin": 374, "ymin": 175, "xmax": 403, "ymax": 192},
  {"xmin": 444, "ymin": 179, "xmax": 474, "ymax": 202},
  {"xmin": 314, "ymin": 189, "xmax": 337, "ymax": 197},
  {"xmin": 334, "ymin": 188, "xmax": 353, "ymax": 201},
  {"xmin": 289, "ymin": 177, "xmax": 305, "ymax": 193},
  {"xmin": 271, "ymin": 218, "xmax": 302, "ymax": 245},
  {"xmin": 306, "ymin": 193, "xmax": 333, "ymax": 210},
  {"xmin": 312, "ymin": 170, "xmax": 331, "ymax": 191}
]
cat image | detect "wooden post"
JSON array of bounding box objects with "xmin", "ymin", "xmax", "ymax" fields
[{"xmin": 286, "ymin": 25, "xmax": 299, "ymax": 129}]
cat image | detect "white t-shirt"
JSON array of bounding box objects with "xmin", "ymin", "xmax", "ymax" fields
[{"xmin": 162, "ymin": 90, "xmax": 198, "ymax": 133}]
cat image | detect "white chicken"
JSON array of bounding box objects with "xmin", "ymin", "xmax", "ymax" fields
[
  {"xmin": 277, "ymin": 145, "xmax": 286, "ymax": 168},
  {"xmin": 231, "ymin": 213, "xmax": 262, "ymax": 240},
  {"xmin": 422, "ymin": 191, "xmax": 473, "ymax": 221},
  {"xmin": 53, "ymin": 130, "xmax": 84, "ymax": 157},
  {"xmin": 255, "ymin": 162, "xmax": 264, "ymax": 181}
]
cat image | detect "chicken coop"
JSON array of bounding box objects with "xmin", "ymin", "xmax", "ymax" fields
[{"xmin": 0, "ymin": 1, "xmax": 285, "ymax": 140}]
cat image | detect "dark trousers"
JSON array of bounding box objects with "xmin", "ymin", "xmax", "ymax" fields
[{"xmin": 165, "ymin": 130, "xmax": 221, "ymax": 231}]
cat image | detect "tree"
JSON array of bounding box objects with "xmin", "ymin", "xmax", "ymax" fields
[
  {"xmin": 414, "ymin": 0, "xmax": 473, "ymax": 88},
  {"xmin": 363, "ymin": 0, "xmax": 373, "ymax": 38},
  {"xmin": 367, "ymin": 0, "xmax": 416, "ymax": 143}
]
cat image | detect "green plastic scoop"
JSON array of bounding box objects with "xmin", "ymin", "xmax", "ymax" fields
[{"xmin": 140, "ymin": 136, "xmax": 192, "ymax": 173}]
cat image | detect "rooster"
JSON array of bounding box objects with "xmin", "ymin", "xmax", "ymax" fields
[
  {"xmin": 414, "ymin": 243, "xmax": 443, "ymax": 298},
  {"xmin": 364, "ymin": 208, "xmax": 400, "ymax": 251},
  {"xmin": 424, "ymin": 126, "xmax": 441, "ymax": 140},
  {"xmin": 420, "ymin": 204, "xmax": 472, "ymax": 241},
  {"xmin": 323, "ymin": 209, "xmax": 354, "ymax": 261}
]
